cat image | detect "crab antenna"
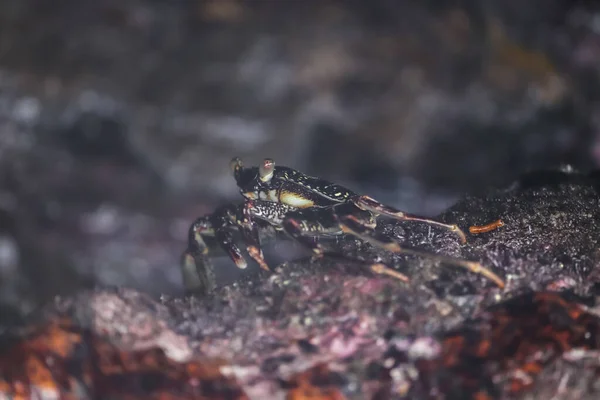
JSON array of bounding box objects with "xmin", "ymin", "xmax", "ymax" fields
[{"xmin": 259, "ymin": 158, "xmax": 275, "ymax": 182}]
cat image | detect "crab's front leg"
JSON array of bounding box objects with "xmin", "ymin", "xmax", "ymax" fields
[
  {"xmin": 201, "ymin": 204, "xmax": 249, "ymax": 269},
  {"xmin": 237, "ymin": 201, "xmax": 271, "ymax": 272},
  {"xmin": 181, "ymin": 204, "xmax": 249, "ymax": 293},
  {"xmin": 182, "ymin": 215, "xmax": 220, "ymax": 294},
  {"xmin": 181, "ymin": 248, "xmax": 214, "ymax": 294},
  {"xmin": 237, "ymin": 200, "xmax": 299, "ymax": 271}
]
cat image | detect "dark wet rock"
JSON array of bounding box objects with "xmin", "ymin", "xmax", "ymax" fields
[
  {"xmin": 442, "ymin": 168, "xmax": 600, "ymax": 292},
  {"xmin": 1, "ymin": 169, "xmax": 600, "ymax": 399}
]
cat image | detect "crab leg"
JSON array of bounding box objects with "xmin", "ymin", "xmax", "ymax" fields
[
  {"xmin": 181, "ymin": 248, "xmax": 216, "ymax": 294},
  {"xmin": 354, "ymin": 195, "xmax": 467, "ymax": 243},
  {"xmin": 335, "ymin": 204, "xmax": 505, "ymax": 288},
  {"xmin": 277, "ymin": 206, "xmax": 411, "ymax": 284},
  {"xmin": 239, "ymin": 202, "xmax": 272, "ymax": 271},
  {"xmin": 239, "ymin": 200, "xmax": 301, "ymax": 271},
  {"xmin": 204, "ymin": 205, "xmax": 249, "ymax": 270},
  {"xmin": 238, "ymin": 200, "xmax": 406, "ymax": 282},
  {"xmin": 182, "ymin": 205, "xmax": 251, "ymax": 292},
  {"xmin": 181, "ymin": 217, "xmax": 218, "ymax": 294},
  {"xmin": 280, "ymin": 209, "xmax": 339, "ymax": 255}
]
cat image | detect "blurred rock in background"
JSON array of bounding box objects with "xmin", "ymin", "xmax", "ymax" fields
[{"xmin": 0, "ymin": 0, "xmax": 599, "ymax": 324}]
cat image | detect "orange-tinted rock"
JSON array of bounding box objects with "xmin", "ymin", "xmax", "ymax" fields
[{"xmin": 0, "ymin": 318, "xmax": 247, "ymax": 399}]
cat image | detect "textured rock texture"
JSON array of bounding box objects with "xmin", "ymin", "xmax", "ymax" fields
[{"xmin": 1, "ymin": 170, "xmax": 600, "ymax": 399}]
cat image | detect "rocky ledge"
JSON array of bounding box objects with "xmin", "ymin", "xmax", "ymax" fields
[{"xmin": 1, "ymin": 169, "xmax": 600, "ymax": 399}]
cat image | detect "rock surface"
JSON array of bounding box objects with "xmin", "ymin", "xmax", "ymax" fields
[{"xmin": 1, "ymin": 169, "xmax": 600, "ymax": 399}]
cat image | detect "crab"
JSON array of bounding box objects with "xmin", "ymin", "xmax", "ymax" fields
[{"xmin": 181, "ymin": 157, "xmax": 505, "ymax": 294}]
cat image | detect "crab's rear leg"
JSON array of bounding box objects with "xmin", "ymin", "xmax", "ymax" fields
[
  {"xmin": 280, "ymin": 208, "xmax": 410, "ymax": 283},
  {"xmin": 280, "ymin": 209, "xmax": 336, "ymax": 255},
  {"xmin": 335, "ymin": 203, "xmax": 505, "ymax": 288},
  {"xmin": 354, "ymin": 195, "xmax": 467, "ymax": 244}
]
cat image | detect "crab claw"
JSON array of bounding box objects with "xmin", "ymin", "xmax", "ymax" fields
[{"xmin": 230, "ymin": 157, "xmax": 243, "ymax": 172}]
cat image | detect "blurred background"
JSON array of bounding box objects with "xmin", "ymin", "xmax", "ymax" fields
[{"xmin": 0, "ymin": 0, "xmax": 599, "ymax": 325}]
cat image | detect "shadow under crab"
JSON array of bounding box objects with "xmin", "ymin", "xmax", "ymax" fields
[{"xmin": 181, "ymin": 157, "xmax": 506, "ymax": 294}]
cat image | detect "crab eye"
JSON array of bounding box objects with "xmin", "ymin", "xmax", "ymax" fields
[
  {"xmin": 259, "ymin": 158, "xmax": 275, "ymax": 182},
  {"xmin": 230, "ymin": 157, "xmax": 243, "ymax": 172}
]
